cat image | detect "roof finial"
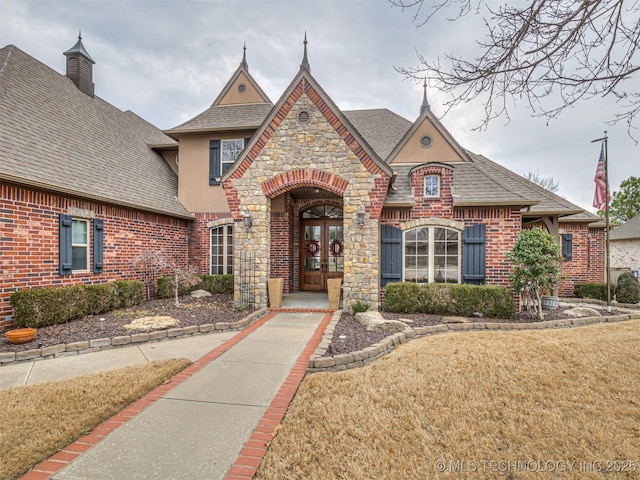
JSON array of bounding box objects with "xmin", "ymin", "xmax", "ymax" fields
[
  {"xmin": 78, "ymin": 29, "xmax": 82, "ymax": 40},
  {"xmin": 240, "ymin": 42, "xmax": 248, "ymax": 70},
  {"xmin": 420, "ymin": 78, "xmax": 430, "ymax": 114},
  {"xmin": 300, "ymin": 31, "xmax": 310, "ymax": 73}
]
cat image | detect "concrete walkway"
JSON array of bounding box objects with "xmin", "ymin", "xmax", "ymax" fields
[{"xmin": 17, "ymin": 311, "xmax": 331, "ymax": 480}]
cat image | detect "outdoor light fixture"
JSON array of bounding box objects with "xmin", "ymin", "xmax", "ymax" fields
[
  {"xmin": 357, "ymin": 206, "xmax": 366, "ymax": 227},
  {"xmin": 242, "ymin": 211, "xmax": 253, "ymax": 229}
]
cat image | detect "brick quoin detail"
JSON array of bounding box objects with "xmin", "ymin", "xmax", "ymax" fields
[{"xmin": 261, "ymin": 169, "xmax": 348, "ymax": 199}]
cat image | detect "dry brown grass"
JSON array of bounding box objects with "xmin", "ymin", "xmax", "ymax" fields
[
  {"xmin": 257, "ymin": 321, "xmax": 640, "ymax": 480},
  {"xmin": 0, "ymin": 358, "xmax": 191, "ymax": 480}
]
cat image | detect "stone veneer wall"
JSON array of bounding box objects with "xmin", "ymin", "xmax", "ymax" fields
[{"xmin": 224, "ymin": 81, "xmax": 390, "ymax": 309}]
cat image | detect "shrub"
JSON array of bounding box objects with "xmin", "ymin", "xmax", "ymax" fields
[
  {"xmin": 350, "ymin": 300, "xmax": 370, "ymax": 314},
  {"xmin": 200, "ymin": 274, "xmax": 234, "ymax": 294},
  {"xmin": 85, "ymin": 283, "xmax": 118, "ymax": 315},
  {"xmin": 113, "ymin": 281, "xmax": 144, "ymax": 308},
  {"xmin": 10, "ymin": 281, "xmax": 143, "ymax": 328},
  {"xmin": 383, "ymin": 282, "xmax": 515, "ymax": 318},
  {"xmin": 574, "ymin": 282, "xmax": 614, "ymax": 301},
  {"xmin": 614, "ymin": 272, "xmax": 640, "ymax": 304},
  {"xmin": 157, "ymin": 274, "xmax": 234, "ymax": 298}
]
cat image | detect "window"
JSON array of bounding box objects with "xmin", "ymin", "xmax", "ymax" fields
[
  {"xmin": 210, "ymin": 138, "xmax": 250, "ymax": 185},
  {"xmin": 59, "ymin": 214, "xmax": 103, "ymax": 274},
  {"xmin": 404, "ymin": 226, "xmax": 459, "ymax": 283},
  {"xmin": 72, "ymin": 219, "xmax": 89, "ymax": 271},
  {"xmin": 221, "ymin": 139, "xmax": 244, "ymax": 176},
  {"xmin": 211, "ymin": 225, "xmax": 234, "ymax": 275},
  {"xmin": 424, "ymin": 175, "xmax": 440, "ymax": 197}
]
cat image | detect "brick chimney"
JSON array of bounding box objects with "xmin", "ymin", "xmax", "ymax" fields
[{"xmin": 63, "ymin": 32, "xmax": 95, "ymax": 97}]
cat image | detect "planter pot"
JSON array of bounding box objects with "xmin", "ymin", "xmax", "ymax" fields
[
  {"xmin": 4, "ymin": 328, "xmax": 37, "ymax": 344},
  {"xmin": 327, "ymin": 278, "xmax": 343, "ymax": 310},
  {"xmin": 541, "ymin": 296, "xmax": 559, "ymax": 310},
  {"xmin": 268, "ymin": 278, "xmax": 284, "ymax": 308}
]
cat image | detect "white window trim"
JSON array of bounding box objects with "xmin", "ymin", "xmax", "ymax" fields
[
  {"xmin": 424, "ymin": 174, "xmax": 440, "ymax": 198},
  {"xmin": 402, "ymin": 226, "xmax": 460, "ymax": 284},
  {"xmin": 221, "ymin": 139, "xmax": 244, "ymax": 177},
  {"xmin": 72, "ymin": 218, "xmax": 90, "ymax": 272},
  {"xmin": 210, "ymin": 224, "xmax": 234, "ymax": 275}
]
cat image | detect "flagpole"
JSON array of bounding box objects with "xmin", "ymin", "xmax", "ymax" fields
[{"xmin": 591, "ymin": 131, "xmax": 611, "ymax": 312}]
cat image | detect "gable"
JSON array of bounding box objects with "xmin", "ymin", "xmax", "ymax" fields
[
  {"xmin": 216, "ymin": 70, "xmax": 270, "ymax": 106},
  {"xmin": 391, "ymin": 117, "xmax": 467, "ymax": 164}
]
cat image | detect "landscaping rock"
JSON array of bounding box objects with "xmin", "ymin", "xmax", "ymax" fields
[
  {"xmin": 123, "ymin": 316, "xmax": 180, "ymax": 331},
  {"xmin": 355, "ymin": 311, "xmax": 409, "ymax": 333},
  {"xmin": 442, "ymin": 316, "xmax": 471, "ymax": 323},
  {"xmin": 190, "ymin": 289, "xmax": 212, "ymax": 298},
  {"xmin": 564, "ymin": 307, "xmax": 601, "ymax": 318}
]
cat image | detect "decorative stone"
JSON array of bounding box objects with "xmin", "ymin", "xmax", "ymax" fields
[
  {"xmin": 191, "ymin": 289, "xmax": 212, "ymax": 298},
  {"xmin": 355, "ymin": 311, "xmax": 409, "ymax": 332},
  {"xmin": 442, "ymin": 316, "xmax": 470, "ymax": 323},
  {"xmin": 123, "ymin": 316, "xmax": 180, "ymax": 331},
  {"xmin": 564, "ymin": 307, "xmax": 601, "ymax": 318}
]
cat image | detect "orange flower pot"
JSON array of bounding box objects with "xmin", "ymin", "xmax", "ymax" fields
[{"xmin": 4, "ymin": 328, "xmax": 37, "ymax": 344}]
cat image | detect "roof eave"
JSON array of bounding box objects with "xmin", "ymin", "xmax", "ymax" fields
[
  {"xmin": 1, "ymin": 174, "xmax": 194, "ymax": 220},
  {"xmin": 164, "ymin": 125, "xmax": 262, "ymax": 136},
  {"xmin": 453, "ymin": 200, "xmax": 539, "ymax": 208}
]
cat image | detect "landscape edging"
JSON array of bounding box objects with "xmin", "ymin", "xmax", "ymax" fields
[
  {"xmin": 307, "ymin": 310, "xmax": 640, "ymax": 373},
  {"xmin": 0, "ymin": 308, "xmax": 269, "ymax": 366}
]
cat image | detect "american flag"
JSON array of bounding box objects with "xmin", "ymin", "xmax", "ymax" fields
[{"xmin": 593, "ymin": 144, "xmax": 608, "ymax": 211}]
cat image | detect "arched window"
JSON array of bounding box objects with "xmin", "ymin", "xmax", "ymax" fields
[{"xmin": 404, "ymin": 226, "xmax": 459, "ymax": 283}]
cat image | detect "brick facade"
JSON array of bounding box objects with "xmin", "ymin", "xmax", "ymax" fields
[{"xmin": 0, "ymin": 183, "xmax": 190, "ymax": 327}]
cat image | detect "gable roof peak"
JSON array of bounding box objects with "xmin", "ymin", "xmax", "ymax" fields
[
  {"xmin": 420, "ymin": 78, "xmax": 430, "ymax": 115},
  {"xmin": 300, "ymin": 32, "xmax": 310, "ymax": 73},
  {"xmin": 240, "ymin": 42, "xmax": 248, "ymax": 71}
]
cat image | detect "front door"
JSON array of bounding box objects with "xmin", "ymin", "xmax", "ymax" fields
[{"xmin": 301, "ymin": 220, "xmax": 344, "ymax": 291}]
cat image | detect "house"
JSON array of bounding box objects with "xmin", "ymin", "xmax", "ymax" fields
[
  {"xmin": 0, "ymin": 36, "xmax": 605, "ymax": 326},
  {"xmin": 610, "ymin": 213, "xmax": 640, "ymax": 277}
]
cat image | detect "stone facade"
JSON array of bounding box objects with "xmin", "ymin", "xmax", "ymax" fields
[{"xmin": 223, "ymin": 78, "xmax": 391, "ymax": 310}]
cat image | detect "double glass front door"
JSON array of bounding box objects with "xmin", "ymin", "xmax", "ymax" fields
[{"xmin": 301, "ymin": 220, "xmax": 344, "ymax": 291}]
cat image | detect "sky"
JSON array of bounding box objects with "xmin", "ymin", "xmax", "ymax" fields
[{"xmin": 1, "ymin": 0, "xmax": 637, "ymax": 213}]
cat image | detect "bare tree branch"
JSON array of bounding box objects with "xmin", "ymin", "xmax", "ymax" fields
[{"xmin": 392, "ymin": 0, "xmax": 640, "ymax": 141}]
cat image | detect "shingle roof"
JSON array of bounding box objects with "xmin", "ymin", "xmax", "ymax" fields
[
  {"xmin": 610, "ymin": 213, "xmax": 640, "ymax": 240},
  {"xmin": 343, "ymin": 109, "xmax": 411, "ymax": 160},
  {"xmin": 0, "ymin": 45, "xmax": 191, "ymax": 219},
  {"xmin": 166, "ymin": 103, "xmax": 274, "ymax": 134}
]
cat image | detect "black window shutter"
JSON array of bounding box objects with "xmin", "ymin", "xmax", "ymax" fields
[
  {"xmin": 209, "ymin": 139, "xmax": 221, "ymax": 185},
  {"xmin": 380, "ymin": 225, "xmax": 402, "ymax": 287},
  {"xmin": 59, "ymin": 213, "xmax": 73, "ymax": 275},
  {"xmin": 462, "ymin": 224, "xmax": 486, "ymax": 284},
  {"xmin": 244, "ymin": 137, "xmax": 251, "ymax": 149},
  {"xmin": 93, "ymin": 218, "xmax": 104, "ymax": 273},
  {"xmin": 562, "ymin": 233, "xmax": 573, "ymax": 261}
]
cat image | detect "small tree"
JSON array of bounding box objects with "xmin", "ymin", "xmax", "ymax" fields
[
  {"xmin": 134, "ymin": 249, "xmax": 199, "ymax": 306},
  {"xmin": 507, "ymin": 227, "xmax": 563, "ymax": 319}
]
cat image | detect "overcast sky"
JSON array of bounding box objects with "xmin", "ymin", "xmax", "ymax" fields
[{"xmin": 1, "ymin": 0, "xmax": 637, "ymax": 212}]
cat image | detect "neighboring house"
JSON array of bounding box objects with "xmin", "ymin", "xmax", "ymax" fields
[
  {"xmin": 0, "ymin": 36, "xmax": 605, "ymax": 326},
  {"xmin": 610, "ymin": 213, "xmax": 640, "ymax": 276}
]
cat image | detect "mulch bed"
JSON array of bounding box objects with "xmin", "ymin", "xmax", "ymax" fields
[
  {"xmin": 1, "ymin": 296, "xmax": 624, "ymax": 356},
  {"xmin": 1, "ymin": 294, "xmax": 250, "ymax": 353},
  {"xmin": 324, "ymin": 307, "xmax": 621, "ymax": 356}
]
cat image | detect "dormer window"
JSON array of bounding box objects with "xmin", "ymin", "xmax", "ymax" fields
[{"xmin": 424, "ymin": 174, "xmax": 440, "ymax": 198}]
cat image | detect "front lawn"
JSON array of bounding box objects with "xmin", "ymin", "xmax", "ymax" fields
[{"xmin": 257, "ymin": 320, "xmax": 640, "ymax": 479}]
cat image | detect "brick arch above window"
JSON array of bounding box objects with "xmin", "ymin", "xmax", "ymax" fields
[
  {"xmin": 399, "ymin": 217, "xmax": 464, "ymax": 231},
  {"xmin": 206, "ymin": 218, "xmax": 235, "ymax": 229}
]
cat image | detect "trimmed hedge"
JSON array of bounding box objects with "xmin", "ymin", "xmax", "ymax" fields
[
  {"xmin": 157, "ymin": 274, "xmax": 234, "ymax": 299},
  {"xmin": 383, "ymin": 282, "xmax": 516, "ymax": 318},
  {"xmin": 10, "ymin": 281, "xmax": 144, "ymax": 328},
  {"xmin": 614, "ymin": 272, "xmax": 640, "ymax": 304},
  {"xmin": 574, "ymin": 282, "xmax": 614, "ymax": 302}
]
